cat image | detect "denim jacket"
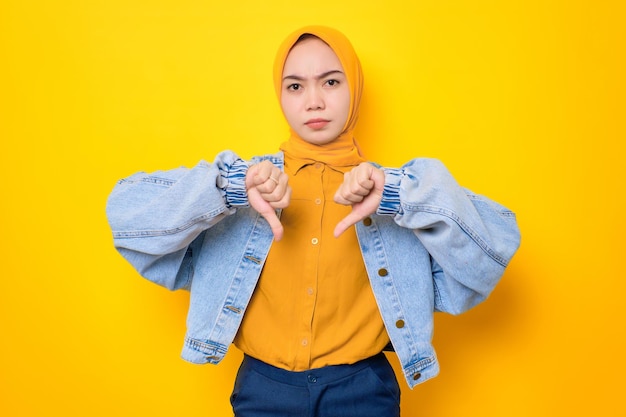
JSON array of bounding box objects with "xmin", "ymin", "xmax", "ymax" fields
[{"xmin": 106, "ymin": 150, "xmax": 520, "ymax": 389}]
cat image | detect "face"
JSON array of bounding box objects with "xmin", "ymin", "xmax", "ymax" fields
[{"xmin": 280, "ymin": 37, "xmax": 351, "ymax": 146}]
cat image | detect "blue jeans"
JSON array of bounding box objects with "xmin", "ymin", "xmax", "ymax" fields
[{"xmin": 230, "ymin": 352, "xmax": 401, "ymax": 417}]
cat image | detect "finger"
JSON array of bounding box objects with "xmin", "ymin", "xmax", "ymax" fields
[
  {"xmin": 334, "ymin": 186, "xmax": 366, "ymax": 205},
  {"xmin": 333, "ymin": 211, "xmax": 363, "ymax": 238},
  {"xmin": 268, "ymin": 175, "xmax": 280, "ymax": 186},
  {"xmin": 258, "ymin": 172, "xmax": 289, "ymax": 201},
  {"xmin": 349, "ymin": 164, "xmax": 374, "ymax": 190},
  {"xmin": 261, "ymin": 209, "xmax": 284, "ymax": 241},
  {"xmin": 247, "ymin": 185, "xmax": 285, "ymax": 241},
  {"xmin": 259, "ymin": 162, "xmax": 282, "ymax": 183},
  {"xmin": 334, "ymin": 193, "xmax": 363, "ymax": 205},
  {"xmin": 247, "ymin": 161, "xmax": 276, "ymax": 186},
  {"xmin": 350, "ymin": 178, "xmax": 374, "ymax": 196},
  {"xmin": 269, "ymin": 184, "xmax": 292, "ymax": 209},
  {"xmin": 245, "ymin": 164, "xmax": 261, "ymax": 188},
  {"xmin": 256, "ymin": 170, "xmax": 286, "ymax": 195},
  {"xmin": 334, "ymin": 171, "xmax": 374, "ymax": 204}
]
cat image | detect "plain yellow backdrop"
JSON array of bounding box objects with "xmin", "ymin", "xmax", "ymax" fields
[{"xmin": 1, "ymin": 1, "xmax": 624, "ymax": 416}]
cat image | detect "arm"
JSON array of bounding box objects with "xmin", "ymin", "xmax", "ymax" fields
[
  {"xmin": 335, "ymin": 159, "xmax": 521, "ymax": 314},
  {"xmin": 105, "ymin": 150, "xmax": 251, "ymax": 290},
  {"xmin": 379, "ymin": 158, "xmax": 520, "ymax": 314}
]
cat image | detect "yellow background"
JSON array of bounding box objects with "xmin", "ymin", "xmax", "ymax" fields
[{"xmin": 1, "ymin": 1, "xmax": 624, "ymax": 416}]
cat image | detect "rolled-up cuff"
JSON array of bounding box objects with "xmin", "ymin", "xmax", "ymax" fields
[
  {"xmin": 220, "ymin": 158, "xmax": 250, "ymax": 208},
  {"xmin": 377, "ymin": 167, "xmax": 403, "ymax": 216}
]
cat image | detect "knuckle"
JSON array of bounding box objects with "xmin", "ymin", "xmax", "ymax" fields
[{"xmin": 349, "ymin": 184, "xmax": 362, "ymax": 194}]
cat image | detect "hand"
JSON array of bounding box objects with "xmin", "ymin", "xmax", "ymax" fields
[
  {"xmin": 246, "ymin": 160, "xmax": 291, "ymax": 241},
  {"xmin": 333, "ymin": 162, "xmax": 385, "ymax": 238}
]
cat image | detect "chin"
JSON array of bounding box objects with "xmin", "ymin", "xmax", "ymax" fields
[
  {"xmin": 306, "ymin": 138, "xmax": 337, "ymax": 146},
  {"xmin": 299, "ymin": 133, "xmax": 339, "ymax": 146}
]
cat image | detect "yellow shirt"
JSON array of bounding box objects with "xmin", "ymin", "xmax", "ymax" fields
[{"xmin": 233, "ymin": 155, "xmax": 390, "ymax": 371}]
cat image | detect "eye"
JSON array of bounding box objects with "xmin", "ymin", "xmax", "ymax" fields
[
  {"xmin": 325, "ymin": 79, "xmax": 340, "ymax": 87},
  {"xmin": 287, "ymin": 83, "xmax": 302, "ymax": 91}
]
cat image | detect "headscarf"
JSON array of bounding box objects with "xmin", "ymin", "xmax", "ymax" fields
[{"xmin": 274, "ymin": 26, "xmax": 365, "ymax": 166}]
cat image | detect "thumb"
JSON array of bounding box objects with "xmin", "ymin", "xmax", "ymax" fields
[
  {"xmin": 247, "ymin": 185, "xmax": 284, "ymax": 241},
  {"xmin": 260, "ymin": 208, "xmax": 284, "ymax": 241},
  {"xmin": 333, "ymin": 211, "xmax": 363, "ymax": 238}
]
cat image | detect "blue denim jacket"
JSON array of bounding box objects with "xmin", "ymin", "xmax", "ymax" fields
[{"xmin": 106, "ymin": 151, "xmax": 520, "ymax": 389}]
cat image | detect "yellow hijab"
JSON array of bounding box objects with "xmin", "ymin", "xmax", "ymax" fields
[{"xmin": 273, "ymin": 26, "xmax": 365, "ymax": 167}]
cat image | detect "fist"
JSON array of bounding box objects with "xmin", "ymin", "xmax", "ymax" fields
[
  {"xmin": 245, "ymin": 160, "xmax": 291, "ymax": 240},
  {"xmin": 333, "ymin": 162, "xmax": 385, "ymax": 237}
]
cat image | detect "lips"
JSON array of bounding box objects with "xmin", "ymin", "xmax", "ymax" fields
[{"xmin": 305, "ymin": 118, "xmax": 330, "ymax": 130}]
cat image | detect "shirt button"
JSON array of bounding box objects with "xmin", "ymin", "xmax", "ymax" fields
[
  {"xmin": 311, "ymin": 238, "xmax": 319, "ymax": 245},
  {"xmin": 301, "ymin": 338, "xmax": 308, "ymax": 346},
  {"xmin": 413, "ymin": 372, "xmax": 421, "ymax": 381},
  {"xmin": 314, "ymin": 198, "xmax": 322, "ymax": 205},
  {"xmin": 307, "ymin": 287, "xmax": 314, "ymax": 295},
  {"xmin": 314, "ymin": 163, "xmax": 322, "ymax": 169},
  {"xmin": 307, "ymin": 375, "xmax": 317, "ymax": 383},
  {"xmin": 363, "ymin": 217, "xmax": 372, "ymax": 226},
  {"xmin": 396, "ymin": 320, "xmax": 405, "ymax": 328},
  {"xmin": 378, "ymin": 268, "xmax": 388, "ymax": 277}
]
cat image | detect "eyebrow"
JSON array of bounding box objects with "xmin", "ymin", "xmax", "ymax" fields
[{"xmin": 282, "ymin": 70, "xmax": 345, "ymax": 82}]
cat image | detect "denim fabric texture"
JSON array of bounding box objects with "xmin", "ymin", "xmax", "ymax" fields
[{"xmin": 106, "ymin": 150, "xmax": 521, "ymax": 389}]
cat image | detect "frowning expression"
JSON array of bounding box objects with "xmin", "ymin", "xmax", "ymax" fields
[{"xmin": 280, "ymin": 37, "xmax": 351, "ymax": 146}]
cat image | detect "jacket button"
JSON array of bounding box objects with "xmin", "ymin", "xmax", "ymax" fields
[
  {"xmin": 413, "ymin": 372, "xmax": 421, "ymax": 381},
  {"xmin": 395, "ymin": 320, "xmax": 405, "ymax": 328},
  {"xmin": 363, "ymin": 217, "xmax": 372, "ymax": 226},
  {"xmin": 378, "ymin": 268, "xmax": 388, "ymax": 277}
]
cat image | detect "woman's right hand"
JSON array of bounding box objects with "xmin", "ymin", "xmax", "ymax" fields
[{"xmin": 245, "ymin": 160, "xmax": 291, "ymax": 241}]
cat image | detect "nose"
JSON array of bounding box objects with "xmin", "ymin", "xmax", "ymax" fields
[{"xmin": 305, "ymin": 87, "xmax": 325, "ymax": 111}]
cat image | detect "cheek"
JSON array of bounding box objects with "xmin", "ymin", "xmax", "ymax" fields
[
  {"xmin": 280, "ymin": 96, "xmax": 296, "ymax": 120},
  {"xmin": 339, "ymin": 91, "xmax": 351, "ymax": 121}
]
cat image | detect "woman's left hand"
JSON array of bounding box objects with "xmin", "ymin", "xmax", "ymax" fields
[{"xmin": 333, "ymin": 162, "xmax": 385, "ymax": 237}]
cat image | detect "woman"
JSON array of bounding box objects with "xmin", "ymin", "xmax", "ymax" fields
[{"xmin": 106, "ymin": 26, "xmax": 520, "ymax": 417}]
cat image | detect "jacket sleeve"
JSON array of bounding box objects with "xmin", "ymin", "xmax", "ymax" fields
[
  {"xmin": 378, "ymin": 158, "xmax": 521, "ymax": 315},
  {"xmin": 105, "ymin": 150, "xmax": 251, "ymax": 291}
]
